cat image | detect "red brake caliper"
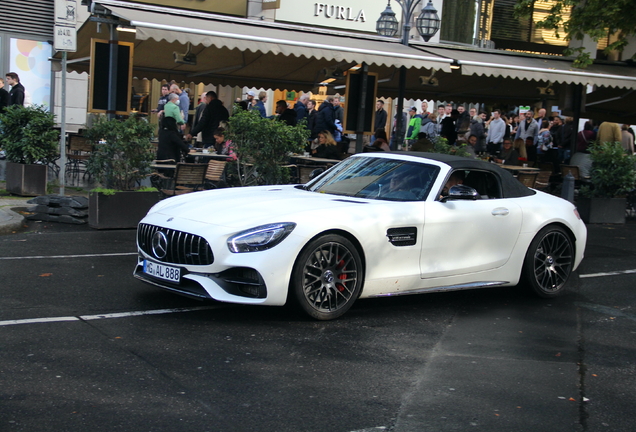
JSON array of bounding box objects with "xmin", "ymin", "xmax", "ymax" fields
[{"xmin": 336, "ymin": 257, "xmax": 346, "ymax": 292}]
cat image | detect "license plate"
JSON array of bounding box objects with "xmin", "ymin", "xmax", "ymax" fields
[{"xmin": 143, "ymin": 260, "xmax": 181, "ymax": 283}]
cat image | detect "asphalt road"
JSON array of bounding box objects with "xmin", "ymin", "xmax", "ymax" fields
[{"xmin": 1, "ymin": 220, "xmax": 635, "ymax": 432}]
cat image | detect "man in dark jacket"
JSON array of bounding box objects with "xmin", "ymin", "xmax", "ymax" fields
[
  {"xmin": 306, "ymin": 100, "xmax": 318, "ymax": 139},
  {"xmin": 276, "ymin": 100, "xmax": 297, "ymax": 126},
  {"xmin": 374, "ymin": 100, "xmax": 387, "ymax": 133},
  {"xmin": 186, "ymin": 91, "xmax": 229, "ymax": 149},
  {"xmin": 5, "ymin": 72, "xmax": 24, "ymax": 106},
  {"xmin": 294, "ymin": 94, "xmax": 309, "ymax": 123},
  {"xmin": 313, "ymin": 97, "xmax": 336, "ymax": 137}
]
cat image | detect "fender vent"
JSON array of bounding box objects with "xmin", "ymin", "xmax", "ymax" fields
[{"xmin": 387, "ymin": 227, "xmax": 417, "ymax": 247}]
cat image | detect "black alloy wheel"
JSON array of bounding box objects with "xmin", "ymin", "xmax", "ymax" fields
[
  {"xmin": 290, "ymin": 234, "xmax": 363, "ymax": 320},
  {"xmin": 523, "ymin": 225, "xmax": 574, "ymax": 298}
]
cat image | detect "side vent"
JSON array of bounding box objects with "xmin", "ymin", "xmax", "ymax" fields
[{"xmin": 386, "ymin": 227, "xmax": 417, "ymax": 247}]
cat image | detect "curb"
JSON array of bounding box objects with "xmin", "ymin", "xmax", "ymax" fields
[{"xmin": 0, "ymin": 207, "xmax": 25, "ymax": 235}]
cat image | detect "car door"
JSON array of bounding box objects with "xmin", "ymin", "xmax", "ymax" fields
[{"xmin": 419, "ymin": 196, "xmax": 522, "ymax": 279}]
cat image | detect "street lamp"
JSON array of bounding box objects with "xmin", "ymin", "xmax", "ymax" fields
[
  {"xmin": 376, "ymin": 0, "xmax": 440, "ymax": 46},
  {"xmin": 376, "ymin": 0, "xmax": 440, "ymax": 150}
]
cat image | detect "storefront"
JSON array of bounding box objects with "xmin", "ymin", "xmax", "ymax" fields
[
  {"xmin": 59, "ymin": 0, "xmax": 636, "ymax": 126},
  {"xmin": 0, "ymin": 0, "xmax": 55, "ymax": 107}
]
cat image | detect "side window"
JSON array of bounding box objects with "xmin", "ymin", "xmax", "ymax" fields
[{"xmin": 462, "ymin": 170, "xmax": 502, "ymax": 199}]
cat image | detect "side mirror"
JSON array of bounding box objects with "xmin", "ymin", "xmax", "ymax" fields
[{"xmin": 442, "ymin": 184, "xmax": 480, "ymax": 202}]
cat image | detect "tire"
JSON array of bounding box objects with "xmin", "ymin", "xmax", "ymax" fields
[
  {"xmin": 290, "ymin": 234, "xmax": 363, "ymax": 320},
  {"xmin": 522, "ymin": 225, "xmax": 574, "ymax": 298}
]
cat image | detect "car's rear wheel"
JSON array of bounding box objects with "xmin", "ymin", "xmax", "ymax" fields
[
  {"xmin": 522, "ymin": 225, "xmax": 574, "ymax": 298},
  {"xmin": 290, "ymin": 234, "xmax": 363, "ymax": 320}
]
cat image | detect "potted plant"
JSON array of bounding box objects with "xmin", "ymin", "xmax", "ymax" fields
[
  {"xmin": 577, "ymin": 141, "xmax": 636, "ymax": 224},
  {"xmin": 226, "ymin": 108, "xmax": 309, "ymax": 186},
  {"xmin": 0, "ymin": 105, "xmax": 59, "ymax": 196},
  {"xmin": 84, "ymin": 114, "xmax": 159, "ymax": 229}
]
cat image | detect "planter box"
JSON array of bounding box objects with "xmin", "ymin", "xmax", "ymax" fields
[
  {"xmin": 89, "ymin": 191, "xmax": 161, "ymax": 229},
  {"xmin": 577, "ymin": 197, "xmax": 625, "ymax": 224},
  {"xmin": 5, "ymin": 162, "xmax": 48, "ymax": 196}
]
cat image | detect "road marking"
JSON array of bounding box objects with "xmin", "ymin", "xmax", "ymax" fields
[
  {"xmin": 0, "ymin": 252, "xmax": 138, "ymax": 260},
  {"xmin": 0, "ymin": 306, "xmax": 221, "ymax": 327},
  {"xmin": 579, "ymin": 269, "xmax": 636, "ymax": 279}
]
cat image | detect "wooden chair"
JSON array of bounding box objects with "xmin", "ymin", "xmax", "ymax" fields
[
  {"xmin": 534, "ymin": 170, "xmax": 552, "ymax": 192},
  {"xmin": 65, "ymin": 134, "xmax": 93, "ymax": 184},
  {"xmin": 517, "ymin": 172, "xmax": 538, "ymax": 188},
  {"xmin": 160, "ymin": 163, "xmax": 207, "ymax": 197},
  {"xmin": 538, "ymin": 161, "xmax": 555, "ymax": 173},
  {"xmin": 204, "ymin": 160, "xmax": 227, "ymax": 189}
]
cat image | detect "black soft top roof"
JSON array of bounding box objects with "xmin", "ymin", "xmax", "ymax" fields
[{"xmin": 401, "ymin": 152, "xmax": 535, "ymax": 198}]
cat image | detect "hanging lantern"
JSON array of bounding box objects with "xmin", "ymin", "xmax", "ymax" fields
[
  {"xmin": 416, "ymin": 0, "xmax": 440, "ymax": 42},
  {"xmin": 376, "ymin": 1, "xmax": 399, "ymax": 37}
]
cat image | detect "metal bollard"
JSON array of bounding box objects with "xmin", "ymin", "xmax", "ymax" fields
[{"xmin": 561, "ymin": 172, "xmax": 575, "ymax": 203}]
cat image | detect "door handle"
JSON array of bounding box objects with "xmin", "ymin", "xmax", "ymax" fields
[{"xmin": 492, "ymin": 207, "xmax": 510, "ymax": 216}]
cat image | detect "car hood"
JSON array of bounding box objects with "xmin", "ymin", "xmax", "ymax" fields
[{"xmin": 149, "ymin": 185, "xmax": 367, "ymax": 228}]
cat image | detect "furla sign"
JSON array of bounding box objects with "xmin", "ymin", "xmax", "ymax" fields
[
  {"xmin": 314, "ymin": 3, "xmax": 366, "ymax": 22},
  {"xmin": 276, "ymin": 0, "xmax": 387, "ymax": 33}
]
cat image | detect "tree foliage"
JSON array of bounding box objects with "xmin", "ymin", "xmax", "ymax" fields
[
  {"xmin": 84, "ymin": 114, "xmax": 156, "ymax": 191},
  {"xmin": 0, "ymin": 105, "xmax": 59, "ymax": 165},
  {"xmin": 514, "ymin": 0, "xmax": 636, "ymax": 68},
  {"xmin": 226, "ymin": 108, "xmax": 309, "ymax": 186}
]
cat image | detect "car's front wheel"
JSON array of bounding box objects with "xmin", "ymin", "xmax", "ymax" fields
[
  {"xmin": 290, "ymin": 234, "xmax": 363, "ymax": 320},
  {"xmin": 522, "ymin": 225, "xmax": 574, "ymax": 298}
]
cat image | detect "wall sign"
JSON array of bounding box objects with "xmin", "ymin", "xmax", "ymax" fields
[{"xmin": 276, "ymin": 0, "xmax": 388, "ymax": 33}]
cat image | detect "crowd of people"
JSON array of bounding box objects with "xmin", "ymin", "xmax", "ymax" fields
[
  {"xmin": 152, "ymin": 80, "xmax": 636, "ymax": 176},
  {"xmin": 370, "ymin": 101, "xmax": 635, "ymax": 172}
]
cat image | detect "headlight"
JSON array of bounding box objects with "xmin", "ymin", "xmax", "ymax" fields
[{"xmin": 227, "ymin": 223, "xmax": 296, "ymax": 253}]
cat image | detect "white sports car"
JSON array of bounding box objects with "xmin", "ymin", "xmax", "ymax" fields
[{"xmin": 134, "ymin": 152, "xmax": 587, "ymax": 320}]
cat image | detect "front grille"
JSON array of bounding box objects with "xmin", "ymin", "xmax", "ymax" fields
[{"xmin": 137, "ymin": 223, "xmax": 214, "ymax": 265}]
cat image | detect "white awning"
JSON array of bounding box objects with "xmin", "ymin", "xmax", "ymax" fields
[
  {"xmin": 102, "ymin": 1, "xmax": 453, "ymax": 71},
  {"xmin": 416, "ymin": 45, "xmax": 636, "ymax": 90}
]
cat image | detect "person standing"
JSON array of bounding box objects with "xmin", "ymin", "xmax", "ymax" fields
[
  {"xmin": 515, "ymin": 109, "xmax": 539, "ymax": 162},
  {"xmin": 252, "ymin": 91, "xmax": 268, "ymax": 118},
  {"xmin": 170, "ymin": 84, "xmax": 190, "ymax": 132},
  {"xmin": 276, "ymin": 100, "xmax": 297, "ymax": 126},
  {"xmin": 374, "ymin": 100, "xmax": 388, "ymax": 135},
  {"xmin": 487, "ymin": 109, "xmax": 506, "ymax": 155},
  {"xmin": 192, "ymin": 92, "xmax": 207, "ymax": 147},
  {"xmin": 5, "ymin": 72, "xmax": 24, "ymax": 106},
  {"xmin": 406, "ymin": 106, "xmax": 423, "ymax": 149},
  {"xmin": 306, "ymin": 99, "xmax": 318, "ymax": 140},
  {"xmin": 440, "ymin": 109, "xmax": 458, "ymax": 146},
  {"xmin": 156, "ymin": 93, "xmax": 189, "ymax": 163},
  {"xmin": 597, "ymin": 121, "xmax": 622, "ymax": 144},
  {"xmin": 153, "ymin": 83, "xmax": 171, "ymax": 116},
  {"xmin": 333, "ymin": 94, "xmax": 344, "ymax": 123},
  {"xmin": 186, "ymin": 91, "xmax": 229, "ymax": 149},
  {"xmin": 294, "ymin": 94, "xmax": 309, "ymax": 123},
  {"xmin": 0, "ymin": 78, "xmax": 10, "ymax": 111},
  {"xmin": 313, "ymin": 96, "xmax": 336, "ymax": 138},
  {"xmin": 621, "ymin": 124, "xmax": 634, "ymax": 154}
]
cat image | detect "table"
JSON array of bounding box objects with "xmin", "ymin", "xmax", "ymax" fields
[
  {"xmin": 186, "ymin": 151, "xmax": 231, "ymax": 164},
  {"xmin": 498, "ymin": 164, "xmax": 540, "ymax": 172},
  {"xmin": 150, "ymin": 163, "xmax": 176, "ymax": 170}
]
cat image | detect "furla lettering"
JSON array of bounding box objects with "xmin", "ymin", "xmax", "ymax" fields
[{"xmin": 314, "ymin": 3, "xmax": 366, "ymax": 22}]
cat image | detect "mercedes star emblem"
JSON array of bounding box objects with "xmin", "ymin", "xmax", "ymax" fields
[{"xmin": 152, "ymin": 231, "xmax": 168, "ymax": 259}]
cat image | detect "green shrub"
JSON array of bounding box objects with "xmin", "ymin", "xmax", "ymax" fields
[
  {"xmin": 0, "ymin": 105, "xmax": 59, "ymax": 164},
  {"xmin": 226, "ymin": 108, "xmax": 309, "ymax": 186},
  {"xmin": 581, "ymin": 141, "xmax": 636, "ymax": 198},
  {"xmin": 84, "ymin": 114, "xmax": 155, "ymax": 191}
]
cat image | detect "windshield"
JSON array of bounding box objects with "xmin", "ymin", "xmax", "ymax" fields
[{"xmin": 307, "ymin": 157, "xmax": 440, "ymax": 201}]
